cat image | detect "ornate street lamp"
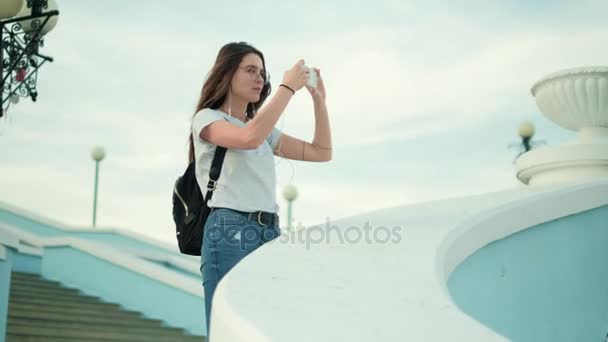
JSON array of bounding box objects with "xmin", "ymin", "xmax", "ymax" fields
[
  {"xmin": 508, "ymin": 121, "xmax": 546, "ymax": 161},
  {"xmin": 518, "ymin": 121, "xmax": 535, "ymax": 153},
  {"xmin": 91, "ymin": 146, "xmax": 106, "ymax": 227},
  {"xmin": 1, "ymin": 0, "xmax": 59, "ymax": 117}
]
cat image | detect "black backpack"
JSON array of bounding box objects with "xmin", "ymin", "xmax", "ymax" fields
[{"xmin": 172, "ymin": 144, "xmax": 227, "ymax": 256}]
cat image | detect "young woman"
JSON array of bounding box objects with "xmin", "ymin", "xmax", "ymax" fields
[{"xmin": 190, "ymin": 42, "xmax": 332, "ymax": 338}]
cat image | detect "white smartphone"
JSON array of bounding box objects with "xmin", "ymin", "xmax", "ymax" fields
[{"xmin": 305, "ymin": 65, "xmax": 317, "ymax": 89}]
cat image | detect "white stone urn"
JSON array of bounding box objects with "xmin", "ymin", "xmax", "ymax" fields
[{"xmin": 516, "ymin": 66, "xmax": 608, "ymax": 186}]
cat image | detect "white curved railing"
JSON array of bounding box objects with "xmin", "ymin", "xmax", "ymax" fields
[
  {"xmin": 208, "ymin": 180, "xmax": 608, "ymax": 341},
  {"xmin": 0, "ymin": 222, "xmax": 43, "ymax": 257},
  {"xmin": 437, "ymin": 180, "xmax": 608, "ymax": 286}
]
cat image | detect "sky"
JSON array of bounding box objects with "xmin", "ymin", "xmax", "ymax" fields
[{"xmin": 1, "ymin": 0, "xmax": 607, "ymax": 244}]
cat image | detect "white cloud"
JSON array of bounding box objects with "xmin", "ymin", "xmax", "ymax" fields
[{"xmin": 258, "ymin": 22, "xmax": 608, "ymax": 148}]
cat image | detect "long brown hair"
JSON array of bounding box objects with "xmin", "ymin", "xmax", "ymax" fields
[{"xmin": 188, "ymin": 42, "xmax": 272, "ymax": 163}]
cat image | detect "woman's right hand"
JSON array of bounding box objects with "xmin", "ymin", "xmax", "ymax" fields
[{"xmin": 281, "ymin": 59, "xmax": 309, "ymax": 92}]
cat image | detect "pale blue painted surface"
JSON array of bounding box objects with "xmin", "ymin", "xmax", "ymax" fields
[
  {"xmin": 142, "ymin": 257, "xmax": 200, "ymax": 280},
  {"xmin": 0, "ymin": 206, "xmax": 198, "ymax": 278},
  {"xmin": 0, "ymin": 208, "xmax": 183, "ymax": 258},
  {"xmin": 67, "ymin": 232, "xmax": 199, "ymax": 278},
  {"xmin": 11, "ymin": 253, "xmax": 42, "ymax": 274},
  {"xmin": 448, "ymin": 205, "xmax": 608, "ymax": 342},
  {"xmin": 0, "ymin": 247, "xmax": 12, "ymax": 342},
  {"xmin": 0, "ymin": 209, "xmax": 63, "ymax": 237},
  {"xmin": 0, "ymin": 206, "xmax": 206, "ymax": 336},
  {"xmin": 41, "ymin": 247, "xmax": 206, "ymax": 336},
  {"xmin": 70, "ymin": 231, "xmax": 184, "ymax": 258}
]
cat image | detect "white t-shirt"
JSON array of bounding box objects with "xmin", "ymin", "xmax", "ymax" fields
[{"xmin": 191, "ymin": 108, "xmax": 283, "ymax": 214}]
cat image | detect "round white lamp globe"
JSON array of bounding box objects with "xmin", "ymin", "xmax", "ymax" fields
[
  {"xmin": 518, "ymin": 121, "xmax": 535, "ymax": 139},
  {"xmin": 16, "ymin": 0, "xmax": 59, "ymax": 35},
  {"xmin": 0, "ymin": 0, "xmax": 24, "ymax": 20},
  {"xmin": 282, "ymin": 184, "xmax": 299, "ymax": 201},
  {"xmin": 91, "ymin": 146, "xmax": 106, "ymax": 162}
]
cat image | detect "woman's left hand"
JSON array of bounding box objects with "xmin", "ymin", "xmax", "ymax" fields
[{"xmin": 306, "ymin": 67, "xmax": 326, "ymax": 103}]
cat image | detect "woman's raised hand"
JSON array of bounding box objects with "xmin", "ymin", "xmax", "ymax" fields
[
  {"xmin": 306, "ymin": 67, "xmax": 326, "ymax": 103},
  {"xmin": 281, "ymin": 59, "xmax": 310, "ymax": 92}
]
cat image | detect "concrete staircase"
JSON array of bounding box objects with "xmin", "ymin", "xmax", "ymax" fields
[{"xmin": 6, "ymin": 272, "xmax": 205, "ymax": 342}]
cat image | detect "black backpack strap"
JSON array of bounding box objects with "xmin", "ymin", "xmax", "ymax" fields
[
  {"xmin": 204, "ymin": 146, "xmax": 227, "ymax": 204},
  {"xmin": 201, "ymin": 116, "xmax": 231, "ymax": 204}
]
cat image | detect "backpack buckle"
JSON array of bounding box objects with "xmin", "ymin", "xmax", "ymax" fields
[
  {"xmin": 207, "ymin": 180, "xmax": 217, "ymax": 192},
  {"xmin": 257, "ymin": 212, "xmax": 266, "ymax": 226}
]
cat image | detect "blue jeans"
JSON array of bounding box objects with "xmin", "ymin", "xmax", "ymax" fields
[{"xmin": 200, "ymin": 207, "xmax": 280, "ymax": 338}]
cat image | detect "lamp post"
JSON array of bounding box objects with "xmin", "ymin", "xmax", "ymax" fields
[
  {"xmin": 282, "ymin": 184, "xmax": 298, "ymax": 231},
  {"xmin": 91, "ymin": 146, "xmax": 106, "ymax": 227},
  {"xmin": 1, "ymin": 0, "xmax": 60, "ymax": 117},
  {"xmin": 508, "ymin": 121, "xmax": 545, "ymax": 161},
  {"xmin": 518, "ymin": 121, "xmax": 535, "ymax": 153}
]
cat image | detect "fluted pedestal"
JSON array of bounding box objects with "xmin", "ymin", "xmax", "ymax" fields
[{"xmin": 516, "ymin": 67, "xmax": 608, "ymax": 186}]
